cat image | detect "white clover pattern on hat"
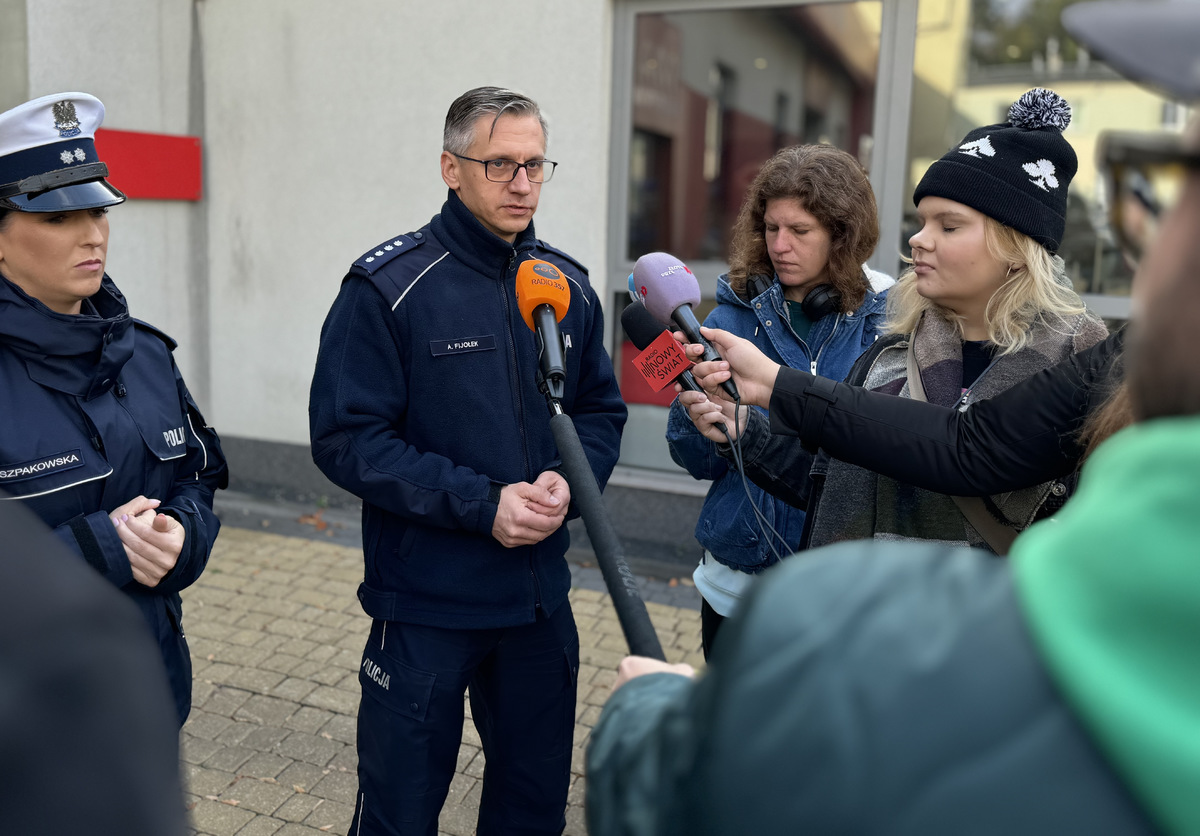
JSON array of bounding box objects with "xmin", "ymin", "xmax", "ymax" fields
[
  {"xmin": 957, "ymin": 137, "xmax": 996, "ymax": 158},
  {"xmin": 1023, "ymin": 159, "xmax": 1060, "ymax": 191}
]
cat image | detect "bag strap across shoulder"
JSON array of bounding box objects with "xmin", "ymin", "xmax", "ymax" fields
[{"xmin": 905, "ymin": 339, "xmax": 1018, "ymax": 556}]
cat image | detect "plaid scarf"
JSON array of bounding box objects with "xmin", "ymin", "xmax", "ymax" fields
[{"xmin": 807, "ymin": 308, "xmax": 1109, "ymax": 553}]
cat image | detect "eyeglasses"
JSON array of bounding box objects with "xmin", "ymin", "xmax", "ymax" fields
[
  {"xmin": 1100, "ymin": 131, "xmax": 1200, "ymax": 266},
  {"xmin": 452, "ymin": 154, "xmax": 557, "ymax": 183}
]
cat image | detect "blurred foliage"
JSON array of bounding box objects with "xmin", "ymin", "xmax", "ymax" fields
[{"xmin": 970, "ymin": 0, "xmax": 1085, "ymax": 66}]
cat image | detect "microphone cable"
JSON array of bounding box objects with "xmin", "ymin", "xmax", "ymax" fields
[{"xmin": 717, "ymin": 395, "xmax": 793, "ymax": 566}]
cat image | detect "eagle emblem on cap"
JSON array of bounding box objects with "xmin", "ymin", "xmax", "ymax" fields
[{"xmin": 53, "ymin": 100, "xmax": 82, "ymax": 137}]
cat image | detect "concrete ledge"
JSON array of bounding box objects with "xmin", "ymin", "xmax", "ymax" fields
[{"xmin": 220, "ymin": 435, "xmax": 361, "ymax": 508}]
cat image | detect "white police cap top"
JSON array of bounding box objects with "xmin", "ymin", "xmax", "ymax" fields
[{"xmin": 0, "ymin": 92, "xmax": 125, "ymax": 212}]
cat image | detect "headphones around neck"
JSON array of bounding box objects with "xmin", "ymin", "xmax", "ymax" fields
[{"xmin": 748, "ymin": 275, "xmax": 843, "ymax": 321}]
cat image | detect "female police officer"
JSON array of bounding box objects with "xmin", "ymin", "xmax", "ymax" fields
[{"xmin": 0, "ymin": 92, "xmax": 227, "ymax": 724}]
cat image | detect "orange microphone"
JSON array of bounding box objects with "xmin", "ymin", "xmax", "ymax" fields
[{"xmin": 515, "ymin": 259, "xmax": 571, "ymax": 401}]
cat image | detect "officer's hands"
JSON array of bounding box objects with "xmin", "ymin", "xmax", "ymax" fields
[
  {"xmin": 612, "ymin": 656, "xmax": 695, "ymax": 693},
  {"xmin": 110, "ymin": 495, "xmax": 161, "ymax": 521},
  {"xmin": 492, "ymin": 471, "xmax": 571, "ymax": 548},
  {"xmin": 112, "ymin": 495, "xmax": 186, "ymax": 587},
  {"xmin": 529, "ymin": 470, "xmax": 571, "ymax": 519}
]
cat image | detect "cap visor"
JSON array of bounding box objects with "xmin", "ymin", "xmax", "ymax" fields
[
  {"xmin": 1063, "ymin": 0, "xmax": 1200, "ymax": 100},
  {"xmin": 4, "ymin": 179, "xmax": 126, "ymax": 212}
]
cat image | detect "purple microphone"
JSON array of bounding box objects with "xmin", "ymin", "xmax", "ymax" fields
[{"xmin": 631, "ymin": 252, "xmax": 740, "ymax": 401}]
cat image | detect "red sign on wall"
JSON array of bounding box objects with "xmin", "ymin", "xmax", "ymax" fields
[{"xmin": 94, "ymin": 128, "xmax": 203, "ymax": 201}]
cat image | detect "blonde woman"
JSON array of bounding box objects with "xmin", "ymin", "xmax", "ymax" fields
[
  {"xmin": 0, "ymin": 93, "xmax": 227, "ymax": 724},
  {"xmin": 687, "ymin": 89, "xmax": 1108, "ymax": 554}
]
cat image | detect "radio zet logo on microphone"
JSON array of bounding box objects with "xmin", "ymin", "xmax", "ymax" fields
[
  {"xmin": 638, "ymin": 344, "xmax": 689, "ymax": 383},
  {"xmin": 658, "ymin": 264, "xmax": 692, "ymax": 277}
]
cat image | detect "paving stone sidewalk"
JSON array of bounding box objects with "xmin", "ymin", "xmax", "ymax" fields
[{"xmin": 182, "ymin": 527, "xmax": 704, "ymax": 836}]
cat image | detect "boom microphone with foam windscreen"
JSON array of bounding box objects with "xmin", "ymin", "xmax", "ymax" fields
[
  {"xmin": 632, "ymin": 252, "xmax": 739, "ymax": 401},
  {"xmin": 515, "ymin": 259, "xmax": 571, "ymax": 402},
  {"xmin": 548, "ymin": 414, "xmax": 665, "ymax": 660},
  {"xmin": 515, "ymin": 273, "xmax": 666, "ymax": 660}
]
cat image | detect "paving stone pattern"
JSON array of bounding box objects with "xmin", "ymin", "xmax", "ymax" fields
[{"xmin": 182, "ymin": 527, "xmax": 704, "ymax": 835}]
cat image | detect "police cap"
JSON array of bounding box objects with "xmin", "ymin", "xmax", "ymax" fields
[{"xmin": 0, "ymin": 92, "xmax": 126, "ymax": 212}]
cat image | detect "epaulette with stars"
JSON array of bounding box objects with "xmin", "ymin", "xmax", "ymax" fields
[{"xmin": 352, "ymin": 231, "xmax": 427, "ymax": 276}]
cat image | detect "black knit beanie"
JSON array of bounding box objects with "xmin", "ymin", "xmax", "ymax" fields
[{"xmin": 913, "ymin": 88, "xmax": 1077, "ymax": 253}]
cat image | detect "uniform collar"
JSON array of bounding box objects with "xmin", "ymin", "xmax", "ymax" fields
[
  {"xmin": 0, "ymin": 273, "xmax": 134, "ymax": 398},
  {"xmin": 431, "ymin": 189, "xmax": 538, "ymax": 277}
]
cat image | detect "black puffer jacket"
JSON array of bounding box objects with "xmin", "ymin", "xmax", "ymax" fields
[{"xmin": 727, "ymin": 329, "xmax": 1123, "ymax": 506}]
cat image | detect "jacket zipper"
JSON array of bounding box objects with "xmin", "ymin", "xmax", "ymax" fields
[
  {"xmin": 75, "ymin": 400, "xmax": 105, "ymax": 454},
  {"xmin": 501, "ymin": 249, "xmax": 543, "ymax": 611},
  {"xmin": 502, "ymin": 248, "xmax": 530, "ymax": 479},
  {"xmin": 810, "ymin": 313, "xmax": 843, "ymax": 374}
]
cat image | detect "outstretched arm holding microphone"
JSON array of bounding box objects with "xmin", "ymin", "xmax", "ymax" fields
[
  {"xmin": 673, "ymin": 327, "xmax": 824, "ymax": 511},
  {"xmin": 676, "ymin": 323, "xmax": 1124, "ymax": 499},
  {"xmin": 673, "ymin": 327, "xmax": 782, "ymax": 442}
]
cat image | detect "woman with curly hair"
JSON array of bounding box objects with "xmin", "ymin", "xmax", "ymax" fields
[{"xmin": 665, "ymin": 143, "xmax": 894, "ymax": 656}]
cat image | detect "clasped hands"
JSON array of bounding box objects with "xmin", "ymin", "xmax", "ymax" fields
[
  {"xmin": 110, "ymin": 495, "xmax": 186, "ymax": 587},
  {"xmin": 491, "ymin": 470, "xmax": 571, "ymax": 548},
  {"xmin": 672, "ymin": 326, "xmax": 782, "ymax": 444}
]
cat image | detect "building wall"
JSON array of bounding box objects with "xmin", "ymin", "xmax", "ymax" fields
[
  {"xmin": 12, "ymin": 0, "xmax": 206, "ymax": 399},
  {"xmin": 196, "ymin": 0, "xmax": 615, "ymax": 446},
  {"xmin": 0, "ymin": 1, "xmax": 29, "ymax": 106},
  {"xmin": 8, "ymin": 0, "xmax": 615, "ymax": 451}
]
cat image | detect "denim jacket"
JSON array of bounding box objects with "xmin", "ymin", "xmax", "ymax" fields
[{"xmin": 666, "ymin": 269, "xmax": 892, "ymax": 572}]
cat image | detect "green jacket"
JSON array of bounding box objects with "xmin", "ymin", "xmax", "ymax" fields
[{"xmin": 1016, "ymin": 416, "xmax": 1200, "ymax": 835}]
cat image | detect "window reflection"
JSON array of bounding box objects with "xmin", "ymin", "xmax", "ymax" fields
[
  {"xmin": 908, "ymin": 0, "xmax": 1192, "ymax": 299},
  {"xmin": 627, "ymin": 4, "xmax": 883, "ymax": 263}
]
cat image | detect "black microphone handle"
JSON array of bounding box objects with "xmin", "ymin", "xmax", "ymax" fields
[
  {"xmin": 549, "ymin": 413, "xmax": 666, "ymax": 661},
  {"xmin": 678, "ymin": 370, "xmax": 730, "ymax": 437},
  {"xmin": 671, "ymin": 305, "xmax": 740, "ymax": 401},
  {"xmin": 533, "ymin": 304, "xmax": 567, "ymax": 381},
  {"xmin": 676, "ymin": 369, "xmax": 704, "ymax": 394}
]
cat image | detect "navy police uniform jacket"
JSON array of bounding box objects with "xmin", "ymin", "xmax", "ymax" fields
[
  {"xmin": 309, "ymin": 190, "xmax": 627, "ymax": 629},
  {"xmin": 0, "ymin": 273, "xmax": 228, "ymax": 724}
]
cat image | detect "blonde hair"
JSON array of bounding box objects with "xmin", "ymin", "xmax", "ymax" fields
[{"xmin": 885, "ymin": 218, "xmax": 1086, "ymax": 354}]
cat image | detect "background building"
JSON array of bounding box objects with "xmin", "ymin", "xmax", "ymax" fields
[{"xmin": 2, "ymin": 0, "xmax": 1187, "ymax": 565}]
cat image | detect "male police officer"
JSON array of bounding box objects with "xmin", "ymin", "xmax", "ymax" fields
[{"xmin": 309, "ymin": 87, "xmax": 626, "ymax": 835}]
